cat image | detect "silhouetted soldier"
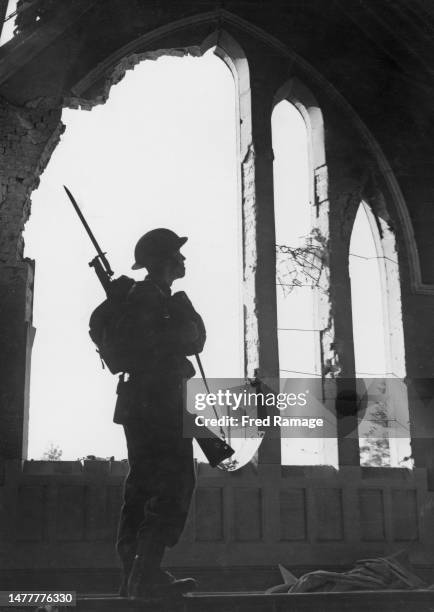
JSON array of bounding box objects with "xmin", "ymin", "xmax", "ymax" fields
[{"xmin": 114, "ymin": 228, "xmax": 205, "ymax": 600}]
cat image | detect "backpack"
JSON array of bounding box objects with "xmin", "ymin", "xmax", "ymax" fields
[{"xmin": 89, "ymin": 275, "xmax": 136, "ymax": 374}]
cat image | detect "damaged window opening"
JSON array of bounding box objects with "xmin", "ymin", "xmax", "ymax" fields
[
  {"xmin": 24, "ymin": 48, "xmax": 243, "ymax": 461},
  {"xmin": 349, "ymin": 201, "xmax": 412, "ymax": 468},
  {"xmin": 0, "ymin": 0, "xmax": 19, "ymax": 46},
  {"xmin": 272, "ymin": 99, "xmax": 338, "ymax": 467}
]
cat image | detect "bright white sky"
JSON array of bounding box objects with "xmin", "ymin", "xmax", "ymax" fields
[
  {"xmin": 349, "ymin": 205, "xmax": 387, "ymax": 376},
  {"xmin": 24, "ymin": 49, "xmax": 243, "ymax": 460}
]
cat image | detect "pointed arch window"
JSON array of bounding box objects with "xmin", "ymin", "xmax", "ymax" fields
[
  {"xmin": 24, "ymin": 46, "xmax": 244, "ymax": 460},
  {"xmin": 349, "ymin": 202, "xmax": 411, "ymax": 467},
  {"xmin": 272, "ymin": 85, "xmax": 337, "ymax": 467}
]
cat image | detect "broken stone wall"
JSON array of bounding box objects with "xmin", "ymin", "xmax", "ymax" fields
[{"xmin": 0, "ymin": 97, "xmax": 63, "ymax": 458}]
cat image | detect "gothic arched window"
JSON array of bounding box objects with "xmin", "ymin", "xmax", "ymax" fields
[
  {"xmin": 349, "ymin": 201, "xmax": 411, "ymax": 467},
  {"xmin": 272, "ymin": 84, "xmax": 337, "ymax": 467}
]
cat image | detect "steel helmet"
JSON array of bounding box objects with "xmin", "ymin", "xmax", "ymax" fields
[{"xmin": 132, "ymin": 228, "xmax": 187, "ymax": 270}]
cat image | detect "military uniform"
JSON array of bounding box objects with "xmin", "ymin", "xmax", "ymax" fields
[{"xmin": 114, "ymin": 275, "xmax": 205, "ymax": 595}]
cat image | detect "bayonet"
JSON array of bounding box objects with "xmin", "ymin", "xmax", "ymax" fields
[{"xmin": 63, "ymin": 185, "xmax": 113, "ymax": 293}]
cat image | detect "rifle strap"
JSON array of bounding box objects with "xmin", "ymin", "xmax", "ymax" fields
[
  {"xmin": 195, "ymin": 353, "xmax": 210, "ymax": 393},
  {"xmin": 195, "ymin": 353, "xmax": 227, "ymax": 441}
]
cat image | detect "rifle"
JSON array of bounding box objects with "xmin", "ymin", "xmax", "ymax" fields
[{"xmin": 63, "ymin": 185, "xmax": 235, "ymax": 468}]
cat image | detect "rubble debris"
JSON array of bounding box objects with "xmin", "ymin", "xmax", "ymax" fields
[{"xmin": 266, "ymin": 551, "xmax": 426, "ymax": 594}]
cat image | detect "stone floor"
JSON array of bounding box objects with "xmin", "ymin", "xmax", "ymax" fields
[{"xmin": 2, "ymin": 590, "xmax": 433, "ymax": 612}]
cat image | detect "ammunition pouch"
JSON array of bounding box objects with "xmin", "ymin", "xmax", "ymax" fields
[{"xmin": 113, "ymin": 375, "xmax": 140, "ymax": 424}]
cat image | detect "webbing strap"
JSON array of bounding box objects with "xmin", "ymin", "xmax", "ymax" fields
[{"xmin": 195, "ymin": 353, "xmax": 226, "ymax": 441}]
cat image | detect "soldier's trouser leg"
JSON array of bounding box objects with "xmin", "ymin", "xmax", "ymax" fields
[
  {"xmin": 116, "ymin": 521, "xmax": 138, "ymax": 596},
  {"xmin": 116, "ymin": 418, "xmax": 195, "ymax": 593}
]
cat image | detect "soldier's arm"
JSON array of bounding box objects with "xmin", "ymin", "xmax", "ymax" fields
[
  {"xmin": 169, "ymin": 292, "xmax": 206, "ymax": 354},
  {"xmin": 128, "ymin": 284, "xmax": 201, "ymax": 352}
]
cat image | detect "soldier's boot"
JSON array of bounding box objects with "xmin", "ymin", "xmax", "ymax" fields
[{"xmin": 127, "ymin": 533, "xmax": 197, "ymax": 600}]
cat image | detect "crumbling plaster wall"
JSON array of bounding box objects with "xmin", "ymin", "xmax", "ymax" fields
[
  {"xmin": 0, "ymin": 96, "xmax": 63, "ymax": 459},
  {"xmin": 0, "ymin": 99, "xmax": 63, "ymax": 263}
]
